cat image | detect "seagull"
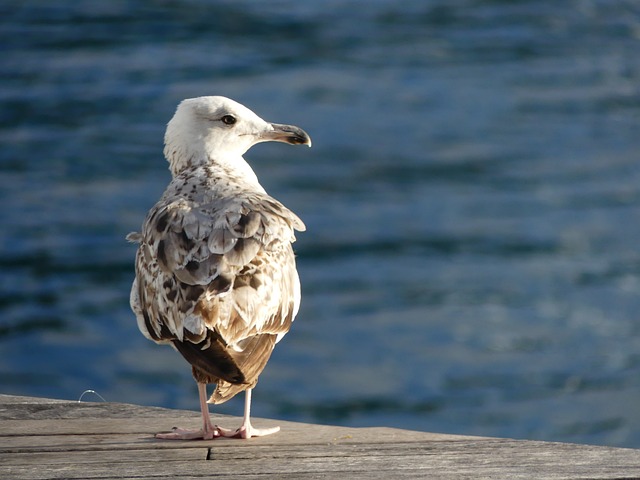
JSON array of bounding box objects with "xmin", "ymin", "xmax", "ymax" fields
[{"xmin": 128, "ymin": 96, "xmax": 311, "ymax": 439}]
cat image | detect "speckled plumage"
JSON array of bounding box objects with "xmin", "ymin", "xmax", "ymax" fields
[{"xmin": 128, "ymin": 97, "xmax": 310, "ymax": 438}]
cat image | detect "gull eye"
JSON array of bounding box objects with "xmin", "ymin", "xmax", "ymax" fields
[{"xmin": 221, "ymin": 114, "xmax": 237, "ymax": 125}]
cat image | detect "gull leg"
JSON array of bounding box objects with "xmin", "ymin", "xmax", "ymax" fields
[
  {"xmin": 217, "ymin": 388, "xmax": 280, "ymax": 439},
  {"xmin": 156, "ymin": 383, "xmax": 221, "ymax": 440}
]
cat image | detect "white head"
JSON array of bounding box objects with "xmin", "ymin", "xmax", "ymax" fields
[{"xmin": 163, "ymin": 96, "xmax": 311, "ymax": 177}]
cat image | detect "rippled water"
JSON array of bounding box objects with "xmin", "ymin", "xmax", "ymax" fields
[{"xmin": 2, "ymin": 0, "xmax": 640, "ymax": 448}]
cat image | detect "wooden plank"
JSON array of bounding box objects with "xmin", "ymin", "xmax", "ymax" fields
[
  {"xmin": 2, "ymin": 433, "xmax": 640, "ymax": 479},
  {"xmin": 2, "ymin": 442, "xmax": 639, "ymax": 480},
  {"xmin": 0, "ymin": 448, "xmax": 206, "ymax": 466},
  {"xmin": 0, "ymin": 426, "xmax": 474, "ymax": 454},
  {"xmin": 0, "ymin": 417, "xmax": 479, "ymax": 450},
  {"xmin": 1, "ymin": 394, "xmax": 640, "ymax": 480},
  {"xmin": 0, "ymin": 394, "xmax": 192, "ymax": 420}
]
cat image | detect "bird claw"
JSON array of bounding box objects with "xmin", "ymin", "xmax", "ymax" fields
[
  {"xmin": 155, "ymin": 424, "xmax": 280, "ymax": 440},
  {"xmin": 218, "ymin": 423, "xmax": 280, "ymax": 439},
  {"xmin": 242, "ymin": 424, "xmax": 280, "ymax": 439}
]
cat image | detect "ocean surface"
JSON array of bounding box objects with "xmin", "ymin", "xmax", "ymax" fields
[{"xmin": 2, "ymin": 0, "xmax": 640, "ymax": 448}]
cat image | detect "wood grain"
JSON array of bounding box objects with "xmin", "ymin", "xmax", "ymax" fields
[{"xmin": 1, "ymin": 394, "xmax": 638, "ymax": 479}]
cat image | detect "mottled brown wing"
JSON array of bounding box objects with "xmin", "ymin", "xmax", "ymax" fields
[{"xmin": 130, "ymin": 186, "xmax": 304, "ymax": 402}]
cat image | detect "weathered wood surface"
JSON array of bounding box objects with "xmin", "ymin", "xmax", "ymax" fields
[{"xmin": 1, "ymin": 394, "xmax": 639, "ymax": 479}]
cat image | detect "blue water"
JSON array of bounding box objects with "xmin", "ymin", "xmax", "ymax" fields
[{"xmin": 2, "ymin": 0, "xmax": 640, "ymax": 448}]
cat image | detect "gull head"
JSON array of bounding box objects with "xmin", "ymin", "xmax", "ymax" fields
[{"xmin": 164, "ymin": 96, "xmax": 311, "ymax": 176}]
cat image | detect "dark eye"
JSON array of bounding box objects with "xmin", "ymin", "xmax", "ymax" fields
[{"xmin": 221, "ymin": 115, "xmax": 236, "ymax": 125}]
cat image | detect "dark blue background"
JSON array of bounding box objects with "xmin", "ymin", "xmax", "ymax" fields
[{"xmin": 2, "ymin": 0, "xmax": 640, "ymax": 448}]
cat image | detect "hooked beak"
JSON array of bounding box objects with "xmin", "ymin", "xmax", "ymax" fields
[{"xmin": 262, "ymin": 123, "xmax": 312, "ymax": 147}]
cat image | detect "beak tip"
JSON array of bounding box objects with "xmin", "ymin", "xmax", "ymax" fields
[
  {"xmin": 268, "ymin": 123, "xmax": 312, "ymax": 148},
  {"xmin": 299, "ymin": 132, "xmax": 312, "ymax": 148}
]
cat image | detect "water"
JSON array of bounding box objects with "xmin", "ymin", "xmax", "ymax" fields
[{"xmin": 2, "ymin": 0, "xmax": 640, "ymax": 448}]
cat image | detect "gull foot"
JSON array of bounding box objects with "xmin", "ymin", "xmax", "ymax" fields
[{"xmin": 217, "ymin": 424, "xmax": 281, "ymax": 439}]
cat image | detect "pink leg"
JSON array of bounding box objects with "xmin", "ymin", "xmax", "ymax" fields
[
  {"xmin": 217, "ymin": 388, "xmax": 280, "ymax": 439},
  {"xmin": 155, "ymin": 383, "xmax": 222, "ymax": 440}
]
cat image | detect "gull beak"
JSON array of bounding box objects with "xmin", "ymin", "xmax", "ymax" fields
[{"xmin": 263, "ymin": 123, "xmax": 312, "ymax": 147}]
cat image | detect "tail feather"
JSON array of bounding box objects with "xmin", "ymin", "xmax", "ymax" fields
[
  {"xmin": 173, "ymin": 330, "xmax": 279, "ymax": 404},
  {"xmin": 208, "ymin": 380, "xmax": 249, "ymax": 404},
  {"xmin": 208, "ymin": 333, "xmax": 278, "ymax": 404},
  {"xmin": 173, "ymin": 334, "xmax": 245, "ymax": 385}
]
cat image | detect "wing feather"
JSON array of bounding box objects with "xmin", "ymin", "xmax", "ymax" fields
[{"xmin": 130, "ymin": 167, "xmax": 303, "ymax": 402}]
